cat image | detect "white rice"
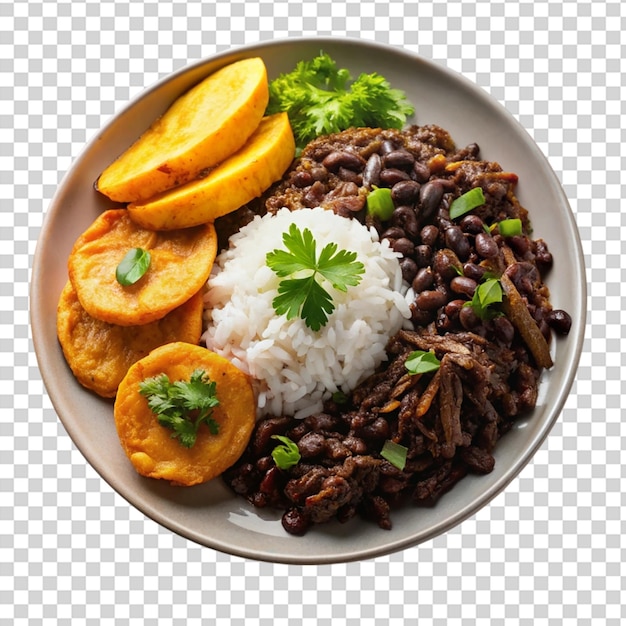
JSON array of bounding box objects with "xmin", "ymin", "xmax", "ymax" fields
[{"xmin": 202, "ymin": 207, "xmax": 411, "ymax": 419}]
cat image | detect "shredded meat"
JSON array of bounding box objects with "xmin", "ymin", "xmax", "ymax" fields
[{"xmin": 220, "ymin": 124, "xmax": 572, "ymax": 534}]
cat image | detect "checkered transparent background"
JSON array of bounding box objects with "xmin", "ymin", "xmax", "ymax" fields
[{"xmin": 2, "ymin": 0, "xmax": 624, "ymax": 624}]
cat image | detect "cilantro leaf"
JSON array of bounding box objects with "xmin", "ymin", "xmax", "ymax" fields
[
  {"xmin": 138, "ymin": 368, "xmax": 220, "ymax": 448},
  {"xmin": 266, "ymin": 224, "xmax": 365, "ymax": 331},
  {"xmin": 266, "ymin": 52, "xmax": 414, "ymax": 148}
]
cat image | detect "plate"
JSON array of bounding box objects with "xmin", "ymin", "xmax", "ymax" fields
[{"xmin": 30, "ymin": 37, "xmax": 586, "ymax": 564}]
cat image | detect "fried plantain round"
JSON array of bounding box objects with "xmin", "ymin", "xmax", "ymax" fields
[
  {"xmin": 57, "ymin": 280, "xmax": 205, "ymax": 398},
  {"xmin": 68, "ymin": 209, "xmax": 217, "ymax": 326},
  {"xmin": 113, "ymin": 342, "xmax": 256, "ymax": 486}
]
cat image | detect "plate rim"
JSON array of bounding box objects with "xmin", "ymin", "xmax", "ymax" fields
[{"xmin": 30, "ymin": 35, "xmax": 587, "ymax": 565}]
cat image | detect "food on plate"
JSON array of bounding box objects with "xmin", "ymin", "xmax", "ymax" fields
[
  {"xmin": 221, "ymin": 123, "xmax": 573, "ymax": 535},
  {"xmin": 127, "ymin": 112, "xmax": 295, "ymax": 230},
  {"xmin": 96, "ymin": 57, "xmax": 269, "ymax": 203},
  {"xmin": 202, "ymin": 206, "xmax": 411, "ymax": 420},
  {"xmin": 56, "ymin": 281, "xmax": 204, "ymax": 398},
  {"xmin": 266, "ymin": 52, "xmax": 415, "ymax": 148},
  {"xmin": 56, "ymin": 51, "xmax": 572, "ymax": 534},
  {"xmin": 113, "ymin": 342, "xmax": 256, "ymax": 486},
  {"xmin": 67, "ymin": 209, "xmax": 217, "ymax": 326}
]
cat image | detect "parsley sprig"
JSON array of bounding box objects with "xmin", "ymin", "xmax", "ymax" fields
[
  {"xmin": 138, "ymin": 369, "xmax": 220, "ymax": 448},
  {"xmin": 266, "ymin": 52, "xmax": 414, "ymax": 148},
  {"xmin": 266, "ymin": 224, "xmax": 365, "ymax": 331}
]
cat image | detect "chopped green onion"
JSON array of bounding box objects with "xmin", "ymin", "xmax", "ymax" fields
[
  {"xmin": 366, "ymin": 187, "xmax": 395, "ymax": 220},
  {"xmin": 271, "ymin": 435, "xmax": 301, "ymax": 470},
  {"xmin": 497, "ymin": 218, "xmax": 523, "ymax": 237},
  {"xmin": 380, "ymin": 440, "xmax": 408, "ymax": 471},
  {"xmin": 116, "ymin": 247, "xmax": 151, "ymax": 286},
  {"xmin": 405, "ymin": 350, "xmax": 441, "ymax": 375},
  {"xmin": 332, "ymin": 390, "xmax": 348, "ymax": 405},
  {"xmin": 449, "ymin": 187, "xmax": 485, "ymax": 220}
]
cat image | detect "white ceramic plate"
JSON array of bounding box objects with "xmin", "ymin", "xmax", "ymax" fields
[{"xmin": 31, "ymin": 37, "xmax": 585, "ymax": 564}]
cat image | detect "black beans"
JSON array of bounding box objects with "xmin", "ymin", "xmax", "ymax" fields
[
  {"xmin": 399, "ymin": 257, "xmax": 418, "ymax": 284},
  {"xmin": 391, "ymin": 205, "xmax": 420, "ymax": 238},
  {"xmin": 380, "ymin": 226, "xmax": 405, "ymax": 241},
  {"xmin": 450, "ymin": 276, "xmax": 477, "ymax": 298},
  {"xmin": 414, "ymin": 244, "xmax": 432, "ymax": 268},
  {"xmin": 419, "ymin": 180, "xmax": 444, "ymax": 217},
  {"xmin": 392, "ymin": 237, "xmax": 415, "ymax": 257},
  {"xmin": 432, "ymin": 248, "xmax": 463, "ymax": 281},
  {"xmin": 419, "ymin": 224, "xmax": 439, "ymax": 247},
  {"xmin": 383, "ymin": 149, "xmax": 415, "ymax": 170},
  {"xmin": 415, "ymin": 288, "xmax": 447, "ymax": 311},
  {"xmin": 362, "ymin": 153, "xmax": 382, "ymax": 189},
  {"xmin": 493, "ymin": 316, "xmax": 515, "ymax": 345},
  {"xmin": 474, "ymin": 231, "xmax": 499, "ymax": 259},
  {"xmin": 546, "ymin": 309, "xmax": 572, "ymax": 335},
  {"xmin": 462, "ymin": 262, "xmax": 486, "ymax": 282},
  {"xmin": 391, "ymin": 180, "xmax": 421, "ymax": 205},
  {"xmin": 412, "ymin": 266, "xmax": 435, "ymax": 292},
  {"xmin": 282, "ymin": 508, "xmax": 311, "ymax": 536},
  {"xmin": 412, "ymin": 161, "xmax": 431, "ymax": 184},
  {"xmin": 379, "ymin": 168, "xmax": 412, "ymax": 187},
  {"xmin": 445, "ymin": 226, "xmax": 471, "ymax": 261},
  {"xmin": 322, "ymin": 150, "xmax": 365, "ymax": 173},
  {"xmin": 459, "ymin": 305, "xmax": 480, "ymax": 329},
  {"xmin": 459, "ymin": 214, "xmax": 485, "ymax": 235}
]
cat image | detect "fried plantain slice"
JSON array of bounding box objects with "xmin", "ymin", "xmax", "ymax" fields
[
  {"xmin": 68, "ymin": 209, "xmax": 217, "ymax": 326},
  {"xmin": 113, "ymin": 342, "xmax": 256, "ymax": 486},
  {"xmin": 56, "ymin": 280, "xmax": 204, "ymax": 398}
]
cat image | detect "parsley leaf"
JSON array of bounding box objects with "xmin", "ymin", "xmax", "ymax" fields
[
  {"xmin": 266, "ymin": 52, "xmax": 414, "ymax": 148},
  {"xmin": 138, "ymin": 369, "xmax": 220, "ymax": 448},
  {"xmin": 266, "ymin": 224, "xmax": 365, "ymax": 331}
]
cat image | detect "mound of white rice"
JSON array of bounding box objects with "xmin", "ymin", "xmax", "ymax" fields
[{"xmin": 202, "ymin": 207, "xmax": 411, "ymax": 419}]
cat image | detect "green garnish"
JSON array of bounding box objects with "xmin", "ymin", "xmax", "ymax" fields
[
  {"xmin": 497, "ymin": 218, "xmax": 523, "ymax": 237},
  {"xmin": 380, "ymin": 440, "xmax": 408, "ymax": 471},
  {"xmin": 405, "ymin": 350, "xmax": 441, "ymax": 375},
  {"xmin": 465, "ymin": 277, "xmax": 503, "ymax": 320},
  {"xmin": 449, "ymin": 187, "xmax": 486, "ymax": 220},
  {"xmin": 366, "ymin": 187, "xmax": 395, "ymax": 221},
  {"xmin": 266, "ymin": 52, "xmax": 414, "ymax": 148},
  {"xmin": 271, "ymin": 435, "xmax": 301, "ymax": 470},
  {"xmin": 332, "ymin": 390, "xmax": 349, "ymax": 405},
  {"xmin": 138, "ymin": 369, "xmax": 220, "ymax": 449},
  {"xmin": 266, "ymin": 223, "xmax": 365, "ymax": 331},
  {"xmin": 116, "ymin": 247, "xmax": 151, "ymax": 286}
]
